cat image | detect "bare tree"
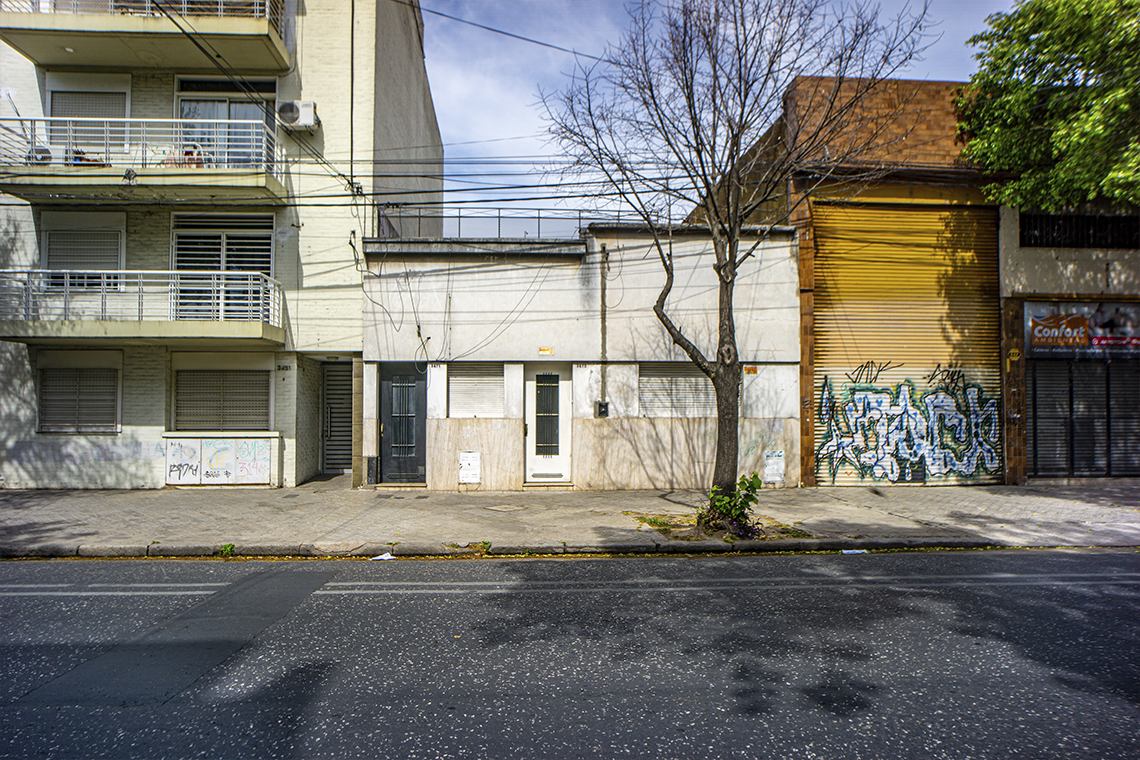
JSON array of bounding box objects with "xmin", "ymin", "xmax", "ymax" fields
[{"xmin": 544, "ymin": 0, "xmax": 932, "ymax": 523}]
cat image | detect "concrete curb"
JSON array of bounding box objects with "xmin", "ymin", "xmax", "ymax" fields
[{"xmin": 0, "ymin": 536, "xmax": 1007, "ymax": 559}]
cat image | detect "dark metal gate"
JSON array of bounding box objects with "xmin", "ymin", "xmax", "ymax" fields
[{"xmin": 1027, "ymin": 359, "xmax": 1140, "ymax": 476}]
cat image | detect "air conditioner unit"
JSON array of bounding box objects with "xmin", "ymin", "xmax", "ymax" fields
[{"xmin": 277, "ymin": 100, "xmax": 319, "ymax": 129}]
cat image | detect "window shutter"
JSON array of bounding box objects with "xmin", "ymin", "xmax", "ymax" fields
[
  {"xmin": 175, "ymin": 370, "xmax": 270, "ymax": 431},
  {"xmin": 224, "ymin": 234, "xmax": 273, "ymax": 274},
  {"xmin": 173, "ymin": 215, "xmax": 273, "ymax": 275},
  {"xmin": 39, "ymin": 368, "xmax": 118, "ymax": 433},
  {"xmin": 448, "ymin": 363, "xmax": 505, "ymax": 418},
  {"xmin": 46, "ymin": 230, "xmax": 120, "ymax": 270},
  {"xmin": 638, "ymin": 363, "xmax": 717, "ymax": 418},
  {"xmin": 49, "ymin": 91, "xmax": 127, "ymax": 119}
]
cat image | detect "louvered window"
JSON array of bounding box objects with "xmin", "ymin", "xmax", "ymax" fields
[
  {"xmin": 175, "ymin": 370, "xmax": 270, "ymax": 431},
  {"xmin": 173, "ymin": 215, "xmax": 274, "ymax": 273},
  {"xmin": 172, "ymin": 215, "xmax": 273, "ymax": 320},
  {"xmin": 448, "ymin": 363, "xmax": 505, "ymax": 418},
  {"xmin": 639, "ymin": 363, "xmax": 718, "ymax": 418},
  {"xmin": 39, "ymin": 368, "xmax": 118, "ymax": 433}
]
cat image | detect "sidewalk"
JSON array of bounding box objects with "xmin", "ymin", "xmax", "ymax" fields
[{"xmin": 2, "ymin": 477, "xmax": 1139, "ymax": 558}]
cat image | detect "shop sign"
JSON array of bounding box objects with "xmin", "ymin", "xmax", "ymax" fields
[
  {"xmin": 1026, "ymin": 302, "xmax": 1140, "ymax": 356},
  {"xmin": 1030, "ymin": 314, "xmax": 1089, "ymax": 347}
]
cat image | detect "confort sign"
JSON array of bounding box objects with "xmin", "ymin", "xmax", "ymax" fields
[{"xmin": 1030, "ymin": 314, "xmax": 1088, "ymax": 347}]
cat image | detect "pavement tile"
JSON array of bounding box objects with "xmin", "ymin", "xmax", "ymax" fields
[{"xmin": 1, "ymin": 477, "xmax": 1139, "ymax": 558}]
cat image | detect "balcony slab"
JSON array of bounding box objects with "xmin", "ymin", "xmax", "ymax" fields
[
  {"xmin": 0, "ymin": 13, "xmax": 288, "ymax": 72},
  {"xmin": 0, "ymin": 165, "xmax": 286, "ymax": 204},
  {"xmin": 0, "ymin": 319, "xmax": 286, "ymax": 347}
]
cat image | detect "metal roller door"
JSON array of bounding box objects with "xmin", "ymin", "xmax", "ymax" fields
[
  {"xmin": 322, "ymin": 363, "xmax": 354, "ymax": 474},
  {"xmin": 812, "ymin": 202, "xmax": 1002, "ymax": 485}
]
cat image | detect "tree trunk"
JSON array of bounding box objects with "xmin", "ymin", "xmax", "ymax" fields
[{"xmin": 711, "ymin": 270, "xmax": 741, "ymax": 497}]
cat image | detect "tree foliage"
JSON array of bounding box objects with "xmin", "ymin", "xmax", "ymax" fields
[
  {"xmin": 543, "ymin": 0, "xmax": 930, "ymax": 518},
  {"xmin": 957, "ymin": 0, "xmax": 1140, "ymax": 210}
]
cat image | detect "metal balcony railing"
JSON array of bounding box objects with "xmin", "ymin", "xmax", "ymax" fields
[
  {"xmin": 0, "ymin": 270, "xmax": 283, "ymax": 327},
  {"xmin": 0, "ymin": 117, "xmax": 282, "ymax": 179},
  {"xmin": 0, "ymin": 1, "xmax": 285, "ymax": 38}
]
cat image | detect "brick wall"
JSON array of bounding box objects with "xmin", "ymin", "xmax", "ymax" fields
[
  {"xmin": 787, "ymin": 77, "xmax": 967, "ymax": 169},
  {"xmin": 130, "ymin": 73, "xmax": 176, "ymax": 120}
]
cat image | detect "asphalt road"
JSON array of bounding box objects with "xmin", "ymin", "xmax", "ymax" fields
[{"xmin": 1, "ymin": 550, "xmax": 1138, "ymax": 759}]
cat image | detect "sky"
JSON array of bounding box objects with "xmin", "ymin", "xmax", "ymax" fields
[{"xmin": 415, "ymin": 0, "xmax": 1017, "ymax": 230}]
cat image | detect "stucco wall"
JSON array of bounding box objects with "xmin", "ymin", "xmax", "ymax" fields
[
  {"xmin": 0, "ymin": 343, "xmax": 169, "ymax": 489},
  {"xmin": 1000, "ymin": 206, "xmax": 1140, "ymax": 297},
  {"xmin": 294, "ymin": 354, "xmax": 322, "ymax": 486},
  {"xmin": 364, "ymin": 230, "xmax": 799, "ymax": 365}
]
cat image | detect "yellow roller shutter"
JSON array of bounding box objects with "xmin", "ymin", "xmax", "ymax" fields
[{"xmin": 811, "ymin": 202, "xmax": 1002, "ymax": 485}]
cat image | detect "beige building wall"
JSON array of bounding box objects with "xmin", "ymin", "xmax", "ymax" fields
[{"xmin": 1000, "ymin": 207, "xmax": 1140, "ymax": 297}]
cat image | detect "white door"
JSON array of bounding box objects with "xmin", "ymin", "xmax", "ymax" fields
[{"xmin": 525, "ymin": 363, "xmax": 572, "ymax": 482}]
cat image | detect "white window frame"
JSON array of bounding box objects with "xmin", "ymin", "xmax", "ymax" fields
[
  {"xmin": 170, "ymin": 352, "xmax": 275, "ymax": 432},
  {"xmin": 45, "ymin": 73, "xmax": 132, "ymax": 117},
  {"xmin": 36, "ymin": 350, "xmax": 122, "ymax": 434}
]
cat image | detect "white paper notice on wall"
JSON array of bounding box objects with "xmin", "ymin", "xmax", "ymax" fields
[
  {"xmin": 458, "ymin": 450, "xmax": 481, "ymax": 484},
  {"xmin": 763, "ymin": 450, "xmax": 785, "ymax": 483}
]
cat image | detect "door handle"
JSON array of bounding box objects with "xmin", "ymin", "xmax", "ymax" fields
[{"xmin": 524, "ymin": 423, "xmax": 528, "ymax": 436}]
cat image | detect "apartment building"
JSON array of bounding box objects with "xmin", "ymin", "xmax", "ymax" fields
[{"xmin": 0, "ymin": 0, "xmax": 443, "ymax": 489}]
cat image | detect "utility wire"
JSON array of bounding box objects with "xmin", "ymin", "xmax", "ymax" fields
[{"xmin": 389, "ymin": 0, "xmax": 605, "ymax": 62}]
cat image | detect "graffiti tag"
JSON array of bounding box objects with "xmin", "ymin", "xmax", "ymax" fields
[
  {"xmin": 816, "ymin": 376, "xmax": 1001, "ymax": 484},
  {"xmin": 845, "ymin": 360, "xmax": 904, "ymax": 385},
  {"xmin": 924, "ymin": 364, "xmax": 966, "ymax": 395}
]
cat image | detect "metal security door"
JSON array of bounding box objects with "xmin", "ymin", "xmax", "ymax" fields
[
  {"xmin": 379, "ymin": 363, "xmax": 426, "ymax": 482},
  {"xmin": 322, "ymin": 363, "xmax": 353, "ymax": 474},
  {"xmin": 524, "ymin": 364, "xmax": 572, "ymax": 482}
]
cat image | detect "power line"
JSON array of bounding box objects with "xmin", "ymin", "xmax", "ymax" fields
[{"xmin": 391, "ymin": 0, "xmax": 605, "ymax": 62}]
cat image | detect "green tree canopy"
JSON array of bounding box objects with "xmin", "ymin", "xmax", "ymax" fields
[{"xmin": 957, "ymin": 0, "xmax": 1139, "ymax": 210}]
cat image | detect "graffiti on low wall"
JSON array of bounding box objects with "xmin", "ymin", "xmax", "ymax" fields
[
  {"xmin": 815, "ymin": 371, "xmax": 1001, "ymax": 484},
  {"xmin": 165, "ymin": 438, "xmax": 272, "ymax": 486}
]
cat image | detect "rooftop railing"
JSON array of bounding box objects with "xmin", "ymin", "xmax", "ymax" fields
[
  {"xmin": 0, "ymin": 270, "xmax": 283, "ymax": 327},
  {"xmin": 0, "ymin": 117, "xmax": 282, "ymax": 179},
  {"xmin": 0, "ymin": 1, "xmax": 285, "ymax": 38}
]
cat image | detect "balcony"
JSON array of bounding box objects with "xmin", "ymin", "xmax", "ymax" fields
[
  {"xmin": 0, "ymin": 0, "xmax": 288, "ymax": 71},
  {"xmin": 0, "ymin": 117, "xmax": 286, "ymax": 202},
  {"xmin": 0, "ymin": 269, "xmax": 286, "ymax": 346}
]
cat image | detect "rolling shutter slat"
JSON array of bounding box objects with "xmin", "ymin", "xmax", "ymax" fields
[
  {"xmin": 448, "ymin": 363, "xmax": 505, "ymax": 418},
  {"xmin": 639, "ymin": 363, "xmax": 717, "ymax": 418},
  {"xmin": 175, "ymin": 370, "xmax": 269, "ymax": 431}
]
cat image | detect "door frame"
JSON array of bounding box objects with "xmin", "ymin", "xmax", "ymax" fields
[
  {"xmin": 379, "ymin": 362, "xmax": 427, "ymax": 483},
  {"xmin": 524, "ymin": 363, "xmax": 572, "ymax": 483}
]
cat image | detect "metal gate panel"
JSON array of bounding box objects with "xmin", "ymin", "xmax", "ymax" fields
[
  {"xmin": 322, "ymin": 363, "xmax": 353, "ymax": 473},
  {"xmin": 1028, "ymin": 359, "xmax": 1140, "ymax": 477},
  {"xmin": 812, "ymin": 203, "xmax": 1002, "ymax": 485}
]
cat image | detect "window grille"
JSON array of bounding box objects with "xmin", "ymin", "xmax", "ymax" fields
[
  {"xmin": 535, "ymin": 373, "xmax": 559, "ymax": 455},
  {"xmin": 1020, "ymin": 213, "xmax": 1140, "ymax": 249}
]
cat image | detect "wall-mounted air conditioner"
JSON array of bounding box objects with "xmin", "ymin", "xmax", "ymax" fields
[{"xmin": 277, "ymin": 100, "xmax": 319, "ymax": 129}]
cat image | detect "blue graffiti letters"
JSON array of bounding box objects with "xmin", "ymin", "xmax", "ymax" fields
[{"xmin": 816, "ymin": 376, "xmax": 1001, "ymax": 483}]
